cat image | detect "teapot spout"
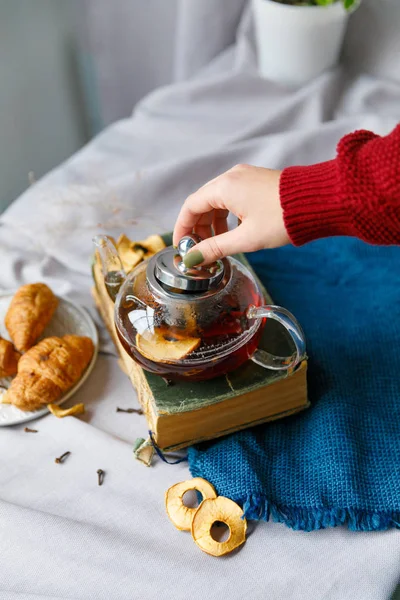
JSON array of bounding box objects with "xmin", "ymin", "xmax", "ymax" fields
[{"xmin": 93, "ymin": 235, "xmax": 126, "ymax": 302}]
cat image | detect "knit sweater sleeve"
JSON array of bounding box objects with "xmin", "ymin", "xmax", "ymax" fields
[{"xmin": 279, "ymin": 124, "xmax": 400, "ymax": 246}]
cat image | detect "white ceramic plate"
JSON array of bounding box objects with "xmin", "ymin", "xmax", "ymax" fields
[{"xmin": 0, "ymin": 292, "xmax": 98, "ymax": 427}]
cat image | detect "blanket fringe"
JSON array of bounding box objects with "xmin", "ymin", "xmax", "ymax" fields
[{"xmin": 237, "ymin": 495, "xmax": 400, "ymax": 532}]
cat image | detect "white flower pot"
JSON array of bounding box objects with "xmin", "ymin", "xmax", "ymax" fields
[{"xmin": 252, "ymin": 0, "xmax": 352, "ymax": 85}]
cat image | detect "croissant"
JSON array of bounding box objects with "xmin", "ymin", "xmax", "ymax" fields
[
  {"xmin": 5, "ymin": 283, "xmax": 58, "ymax": 353},
  {"xmin": 0, "ymin": 338, "xmax": 20, "ymax": 378},
  {"xmin": 4, "ymin": 335, "xmax": 94, "ymax": 411}
]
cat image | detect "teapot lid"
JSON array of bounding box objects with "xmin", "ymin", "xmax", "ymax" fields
[{"xmin": 148, "ymin": 234, "xmax": 224, "ymax": 293}]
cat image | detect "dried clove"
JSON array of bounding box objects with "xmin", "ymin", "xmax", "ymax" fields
[
  {"xmin": 55, "ymin": 451, "xmax": 71, "ymax": 464},
  {"xmin": 116, "ymin": 407, "xmax": 143, "ymax": 414},
  {"xmin": 24, "ymin": 427, "xmax": 38, "ymax": 433},
  {"xmin": 97, "ymin": 469, "xmax": 105, "ymax": 486}
]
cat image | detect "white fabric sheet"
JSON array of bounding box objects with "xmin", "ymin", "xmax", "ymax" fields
[{"xmin": 1, "ymin": 2, "xmax": 400, "ymax": 598}]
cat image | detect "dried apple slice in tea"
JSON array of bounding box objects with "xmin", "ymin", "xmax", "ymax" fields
[{"xmin": 136, "ymin": 330, "xmax": 200, "ymax": 363}]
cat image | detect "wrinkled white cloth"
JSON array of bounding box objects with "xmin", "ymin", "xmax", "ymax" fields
[{"xmin": 1, "ymin": 3, "xmax": 400, "ymax": 599}]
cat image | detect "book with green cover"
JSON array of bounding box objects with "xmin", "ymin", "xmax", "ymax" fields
[{"xmin": 92, "ymin": 232, "xmax": 309, "ymax": 453}]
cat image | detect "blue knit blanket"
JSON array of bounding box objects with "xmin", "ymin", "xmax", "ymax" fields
[{"xmin": 188, "ymin": 238, "xmax": 400, "ymax": 531}]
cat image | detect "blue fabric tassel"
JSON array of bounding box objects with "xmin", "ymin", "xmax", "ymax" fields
[{"xmin": 188, "ymin": 237, "xmax": 400, "ymax": 531}]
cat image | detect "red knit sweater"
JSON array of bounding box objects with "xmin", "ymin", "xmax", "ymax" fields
[{"xmin": 280, "ymin": 124, "xmax": 400, "ymax": 246}]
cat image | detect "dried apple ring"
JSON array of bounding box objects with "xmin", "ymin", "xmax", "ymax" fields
[
  {"xmin": 191, "ymin": 496, "xmax": 247, "ymax": 557},
  {"xmin": 136, "ymin": 331, "xmax": 200, "ymax": 363},
  {"xmin": 166, "ymin": 478, "xmax": 217, "ymax": 531}
]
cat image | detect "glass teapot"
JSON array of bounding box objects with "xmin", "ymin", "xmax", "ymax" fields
[{"xmin": 94, "ymin": 234, "xmax": 306, "ymax": 381}]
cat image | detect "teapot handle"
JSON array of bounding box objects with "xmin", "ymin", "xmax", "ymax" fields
[{"xmin": 246, "ymin": 305, "xmax": 306, "ymax": 371}]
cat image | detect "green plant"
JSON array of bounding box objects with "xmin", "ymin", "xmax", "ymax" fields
[{"xmin": 274, "ymin": 0, "xmax": 356, "ymax": 10}]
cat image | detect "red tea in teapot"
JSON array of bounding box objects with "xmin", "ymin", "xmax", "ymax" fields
[
  {"xmin": 116, "ymin": 260, "xmax": 264, "ymax": 381},
  {"xmin": 94, "ymin": 233, "xmax": 305, "ymax": 382}
]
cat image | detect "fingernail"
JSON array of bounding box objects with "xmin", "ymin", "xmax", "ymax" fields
[{"xmin": 183, "ymin": 250, "xmax": 204, "ymax": 268}]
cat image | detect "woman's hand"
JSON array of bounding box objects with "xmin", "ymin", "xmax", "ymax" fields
[{"xmin": 173, "ymin": 164, "xmax": 290, "ymax": 267}]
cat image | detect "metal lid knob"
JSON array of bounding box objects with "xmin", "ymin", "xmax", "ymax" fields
[
  {"xmin": 177, "ymin": 234, "xmax": 202, "ymax": 258},
  {"xmin": 149, "ymin": 235, "xmax": 224, "ymax": 293}
]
